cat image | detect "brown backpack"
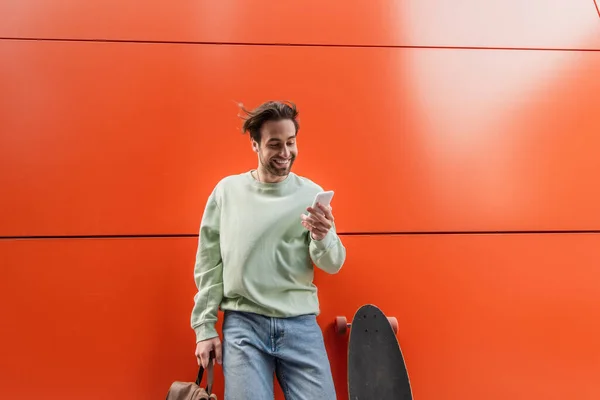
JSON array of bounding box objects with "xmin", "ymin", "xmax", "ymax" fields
[{"xmin": 166, "ymin": 359, "xmax": 217, "ymax": 400}]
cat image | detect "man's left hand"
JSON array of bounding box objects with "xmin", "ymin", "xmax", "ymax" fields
[{"xmin": 301, "ymin": 202, "xmax": 334, "ymax": 241}]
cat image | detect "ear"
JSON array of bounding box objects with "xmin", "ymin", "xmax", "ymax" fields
[{"xmin": 251, "ymin": 140, "xmax": 259, "ymax": 152}]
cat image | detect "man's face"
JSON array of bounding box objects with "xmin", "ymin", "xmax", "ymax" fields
[{"xmin": 254, "ymin": 119, "xmax": 298, "ymax": 177}]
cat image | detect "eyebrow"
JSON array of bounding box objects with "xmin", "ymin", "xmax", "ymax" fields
[{"xmin": 267, "ymin": 136, "xmax": 296, "ymax": 143}]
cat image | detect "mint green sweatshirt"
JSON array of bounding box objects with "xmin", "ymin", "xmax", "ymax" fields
[{"xmin": 191, "ymin": 171, "xmax": 346, "ymax": 342}]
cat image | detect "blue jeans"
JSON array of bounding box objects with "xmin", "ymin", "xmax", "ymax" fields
[{"xmin": 222, "ymin": 310, "xmax": 337, "ymax": 400}]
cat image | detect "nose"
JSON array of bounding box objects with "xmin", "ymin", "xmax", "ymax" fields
[{"xmin": 280, "ymin": 147, "xmax": 290, "ymax": 158}]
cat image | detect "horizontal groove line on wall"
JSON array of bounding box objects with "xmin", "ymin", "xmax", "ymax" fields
[
  {"xmin": 1, "ymin": 36, "xmax": 600, "ymax": 52},
  {"xmin": 2, "ymin": 230, "xmax": 600, "ymax": 241}
]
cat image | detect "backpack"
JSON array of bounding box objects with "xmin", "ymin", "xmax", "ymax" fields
[{"xmin": 166, "ymin": 359, "xmax": 217, "ymax": 400}]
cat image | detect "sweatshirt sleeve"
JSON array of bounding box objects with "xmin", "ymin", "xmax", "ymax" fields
[
  {"xmin": 309, "ymin": 222, "xmax": 346, "ymax": 274},
  {"xmin": 190, "ymin": 192, "xmax": 224, "ymax": 343}
]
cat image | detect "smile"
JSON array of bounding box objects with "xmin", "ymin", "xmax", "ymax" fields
[{"xmin": 273, "ymin": 159, "xmax": 290, "ymax": 165}]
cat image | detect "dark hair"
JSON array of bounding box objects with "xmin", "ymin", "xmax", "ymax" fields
[{"xmin": 239, "ymin": 101, "xmax": 299, "ymax": 143}]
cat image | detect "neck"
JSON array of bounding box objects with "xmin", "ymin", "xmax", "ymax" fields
[{"xmin": 256, "ymin": 165, "xmax": 288, "ymax": 183}]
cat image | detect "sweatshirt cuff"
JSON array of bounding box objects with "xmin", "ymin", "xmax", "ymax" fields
[{"xmin": 194, "ymin": 323, "xmax": 218, "ymax": 343}]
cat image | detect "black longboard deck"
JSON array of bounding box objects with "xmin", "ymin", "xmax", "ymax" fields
[{"xmin": 348, "ymin": 304, "xmax": 413, "ymax": 400}]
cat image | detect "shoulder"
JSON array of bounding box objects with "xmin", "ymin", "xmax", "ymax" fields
[
  {"xmin": 290, "ymin": 173, "xmax": 324, "ymax": 192},
  {"xmin": 214, "ymin": 171, "xmax": 250, "ymax": 189},
  {"xmin": 207, "ymin": 171, "xmax": 251, "ymax": 201},
  {"xmin": 217, "ymin": 172, "xmax": 246, "ymax": 186}
]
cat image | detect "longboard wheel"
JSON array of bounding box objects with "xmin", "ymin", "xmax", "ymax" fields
[
  {"xmin": 387, "ymin": 317, "xmax": 399, "ymax": 334},
  {"xmin": 335, "ymin": 316, "xmax": 348, "ymax": 334}
]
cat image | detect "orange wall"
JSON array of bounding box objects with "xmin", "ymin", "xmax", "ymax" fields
[{"xmin": 1, "ymin": 2, "xmax": 600, "ymax": 399}]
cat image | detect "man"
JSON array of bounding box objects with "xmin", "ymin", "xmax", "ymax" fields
[{"xmin": 191, "ymin": 100, "xmax": 346, "ymax": 399}]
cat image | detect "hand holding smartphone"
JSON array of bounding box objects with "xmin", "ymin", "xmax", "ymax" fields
[{"xmin": 302, "ymin": 190, "xmax": 335, "ymax": 239}]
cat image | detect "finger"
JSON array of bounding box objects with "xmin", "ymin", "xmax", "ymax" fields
[
  {"xmin": 315, "ymin": 212, "xmax": 332, "ymax": 226},
  {"xmin": 306, "ymin": 206, "xmax": 325, "ymax": 217},
  {"xmin": 305, "ymin": 211, "xmax": 325, "ymax": 226},
  {"xmin": 195, "ymin": 348, "xmax": 201, "ymax": 365},
  {"xmin": 308, "ymin": 222, "xmax": 328, "ymax": 235},
  {"xmin": 302, "ymin": 214, "xmax": 320, "ymax": 228},
  {"xmin": 201, "ymin": 351, "xmax": 210, "ymax": 369},
  {"xmin": 305, "ymin": 219, "xmax": 330, "ymax": 234},
  {"xmin": 310, "ymin": 229, "xmax": 328, "ymax": 240},
  {"xmin": 311, "ymin": 225, "xmax": 329, "ymax": 235},
  {"xmin": 308, "ymin": 213, "xmax": 332, "ymax": 230},
  {"xmin": 302, "ymin": 220, "xmax": 317, "ymax": 233},
  {"xmin": 318, "ymin": 203, "xmax": 334, "ymax": 221},
  {"xmin": 309, "ymin": 207, "xmax": 332, "ymax": 225},
  {"xmin": 301, "ymin": 215, "xmax": 311, "ymax": 228},
  {"xmin": 214, "ymin": 342, "xmax": 223, "ymax": 365},
  {"xmin": 303, "ymin": 215, "xmax": 317, "ymax": 225}
]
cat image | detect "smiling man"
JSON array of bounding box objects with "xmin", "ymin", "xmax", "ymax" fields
[{"xmin": 191, "ymin": 101, "xmax": 346, "ymax": 399}]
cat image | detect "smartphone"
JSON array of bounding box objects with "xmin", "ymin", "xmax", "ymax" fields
[{"xmin": 310, "ymin": 190, "xmax": 334, "ymax": 214}]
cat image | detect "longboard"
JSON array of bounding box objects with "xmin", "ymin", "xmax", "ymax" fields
[{"xmin": 343, "ymin": 304, "xmax": 413, "ymax": 399}]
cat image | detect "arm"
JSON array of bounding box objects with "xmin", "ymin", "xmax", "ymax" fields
[
  {"xmin": 190, "ymin": 192, "xmax": 224, "ymax": 343},
  {"xmin": 302, "ymin": 203, "xmax": 346, "ymax": 274},
  {"xmin": 309, "ymin": 223, "xmax": 346, "ymax": 274}
]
